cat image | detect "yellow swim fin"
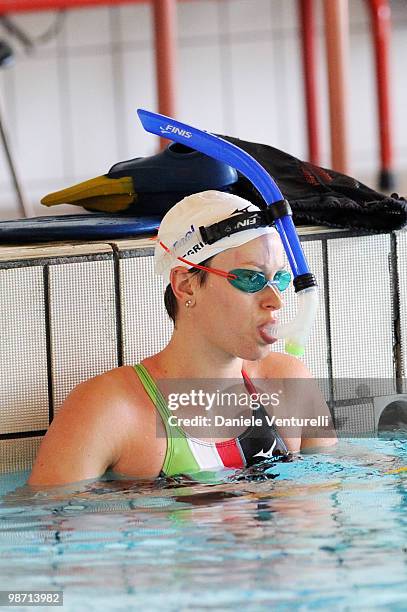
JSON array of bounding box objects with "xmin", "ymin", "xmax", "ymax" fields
[{"xmin": 41, "ymin": 175, "xmax": 136, "ymax": 213}]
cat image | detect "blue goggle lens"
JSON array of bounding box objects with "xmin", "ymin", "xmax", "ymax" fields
[{"xmin": 228, "ymin": 269, "xmax": 291, "ymax": 293}]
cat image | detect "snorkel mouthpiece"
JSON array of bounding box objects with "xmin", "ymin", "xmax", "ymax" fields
[
  {"xmin": 137, "ymin": 109, "xmax": 318, "ymax": 356},
  {"xmin": 265, "ymin": 286, "xmax": 319, "ymax": 356}
]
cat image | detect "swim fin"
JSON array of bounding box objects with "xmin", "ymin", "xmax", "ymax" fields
[{"xmin": 41, "ymin": 143, "xmax": 238, "ymax": 215}]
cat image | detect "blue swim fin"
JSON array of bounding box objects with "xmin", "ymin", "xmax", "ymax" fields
[
  {"xmin": 108, "ymin": 142, "xmax": 238, "ymax": 193},
  {"xmin": 41, "ymin": 143, "xmax": 238, "ymax": 216}
]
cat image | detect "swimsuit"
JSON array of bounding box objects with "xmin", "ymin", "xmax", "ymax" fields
[{"xmin": 133, "ymin": 364, "xmax": 289, "ymax": 477}]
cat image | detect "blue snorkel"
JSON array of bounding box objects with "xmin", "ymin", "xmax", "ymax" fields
[{"xmin": 137, "ymin": 109, "xmax": 318, "ymax": 357}]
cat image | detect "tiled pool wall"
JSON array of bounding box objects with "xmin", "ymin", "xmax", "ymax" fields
[{"xmin": 1, "ymin": 228, "xmax": 406, "ymax": 473}]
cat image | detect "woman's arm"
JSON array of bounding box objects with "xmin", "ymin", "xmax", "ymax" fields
[
  {"xmin": 27, "ymin": 374, "xmax": 131, "ymax": 487},
  {"xmin": 283, "ymin": 355, "xmax": 337, "ymax": 451},
  {"xmin": 260, "ymin": 352, "xmax": 337, "ymax": 452}
]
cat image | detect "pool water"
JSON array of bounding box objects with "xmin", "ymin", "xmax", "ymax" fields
[{"xmin": 1, "ymin": 437, "xmax": 407, "ymax": 611}]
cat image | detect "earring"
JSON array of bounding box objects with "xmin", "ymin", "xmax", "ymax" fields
[{"xmin": 185, "ymin": 300, "xmax": 193, "ymax": 308}]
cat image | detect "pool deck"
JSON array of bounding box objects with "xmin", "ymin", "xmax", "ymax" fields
[{"xmin": 0, "ymin": 224, "xmax": 386, "ymax": 262}]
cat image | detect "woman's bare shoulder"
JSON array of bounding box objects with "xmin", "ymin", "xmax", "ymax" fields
[
  {"xmin": 249, "ymin": 351, "xmax": 314, "ymax": 379},
  {"xmin": 28, "ymin": 365, "xmax": 162, "ymax": 485},
  {"xmin": 79, "ymin": 365, "xmax": 142, "ymax": 393},
  {"xmin": 84, "ymin": 364, "xmax": 167, "ymax": 478},
  {"xmin": 66, "ymin": 365, "xmax": 151, "ymax": 424}
]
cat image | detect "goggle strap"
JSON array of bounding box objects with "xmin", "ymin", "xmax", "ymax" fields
[
  {"xmin": 159, "ymin": 241, "xmax": 236, "ymax": 280},
  {"xmin": 200, "ymin": 211, "xmax": 271, "ymax": 245},
  {"xmin": 199, "ymin": 202, "xmax": 292, "ymax": 246}
]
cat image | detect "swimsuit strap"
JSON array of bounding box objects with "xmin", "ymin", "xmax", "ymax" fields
[
  {"xmin": 133, "ymin": 363, "xmax": 208, "ymax": 476},
  {"xmin": 241, "ymin": 368, "xmax": 257, "ymax": 396},
  {"xmin": 133, "ymin": 363, "xmax": 175, "ymax": 424},
  {"xmin": 133, "ymin": 363, "xmax": 180, "ymax": 474}
]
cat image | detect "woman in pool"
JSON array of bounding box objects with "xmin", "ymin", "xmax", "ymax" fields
[{"xmin": 28, "ymin": 191, "xmax": 336, "ymax": 486}]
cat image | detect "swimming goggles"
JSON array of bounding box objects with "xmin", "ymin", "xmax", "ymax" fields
[
  {"xmin": 159, "ymin": 241, "xmax": 291, "ymax": 293},
  {"xmin": 228, "ymin": 269, "xmax": 291, "ymax": 293}
]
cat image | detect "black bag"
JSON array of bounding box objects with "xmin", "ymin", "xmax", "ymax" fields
[{"xmin": 220, "ymin": 135, "xmax": 407, "ymax": 232}]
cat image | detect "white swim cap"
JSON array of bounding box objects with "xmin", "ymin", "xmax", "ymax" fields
[{"xmin": 154, "ymin": 190, "xmax": 278, "ymax": 287}]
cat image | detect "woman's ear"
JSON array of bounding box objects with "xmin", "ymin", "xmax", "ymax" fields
[{"xmin": 170, "ymin": 266, "xmax": 196, "ymax": 303}]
